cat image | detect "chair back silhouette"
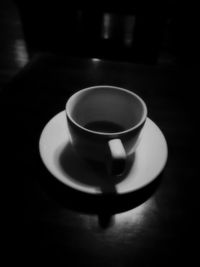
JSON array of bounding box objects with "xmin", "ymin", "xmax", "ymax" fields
[{"xmin": 15, "ymin": 2, "xmax": 169, "ymax": 64}]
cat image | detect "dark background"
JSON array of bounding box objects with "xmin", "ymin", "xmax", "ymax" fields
[{"xmin": 1, "ymin": 0, "xmax": 199, "ymax": 266}]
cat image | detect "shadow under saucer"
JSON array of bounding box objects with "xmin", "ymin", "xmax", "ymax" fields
[
  {"xmin": 40, "ymin": 142, "xmax": 162, "ymax": 213},
  {"xmin": 39, "ymin": 142, "xmax": 162, "ymax": 228}
]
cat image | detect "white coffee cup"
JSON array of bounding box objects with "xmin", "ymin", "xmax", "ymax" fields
[{"xmin": 66, "ymin": 85, "xmax": 147, "ymax": 175}]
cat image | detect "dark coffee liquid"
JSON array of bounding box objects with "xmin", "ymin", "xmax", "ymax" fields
[{"xmin": 84, "ymin": 121, "xmax": 125, "ymax": 133}]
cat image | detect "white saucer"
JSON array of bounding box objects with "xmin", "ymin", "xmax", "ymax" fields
[{"xmin": 39, "ymin": 111, "xmax": 168, "ymax": 195}]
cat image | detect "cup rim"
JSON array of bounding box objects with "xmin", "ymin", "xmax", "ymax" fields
[{"xmin": 66, "ymin": 85, "xmax": 148, "ymax": 136}]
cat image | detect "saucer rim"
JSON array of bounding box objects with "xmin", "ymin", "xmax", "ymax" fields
[{"xmin": 39, "ymin": 111, "xmax": 168, "ymax": 195}]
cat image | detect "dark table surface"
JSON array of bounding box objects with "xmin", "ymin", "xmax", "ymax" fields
[{"xmin": 1, "ymin": 50, "xmax": 198, "ymax": 266}]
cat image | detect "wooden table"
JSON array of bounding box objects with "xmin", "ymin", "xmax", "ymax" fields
[{"xmin": 1, "ymin": 53, "xmax": 198, "ymax": 266}]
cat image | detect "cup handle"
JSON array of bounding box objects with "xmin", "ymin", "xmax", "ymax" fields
[{"xmin": 108, "ymin": 139, "xmax": 126, "ymax": 176}]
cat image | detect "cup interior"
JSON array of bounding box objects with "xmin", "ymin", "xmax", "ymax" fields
[{"xmin": 66, "ymin": 86, "xmax": 147, "ymax": 133}]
